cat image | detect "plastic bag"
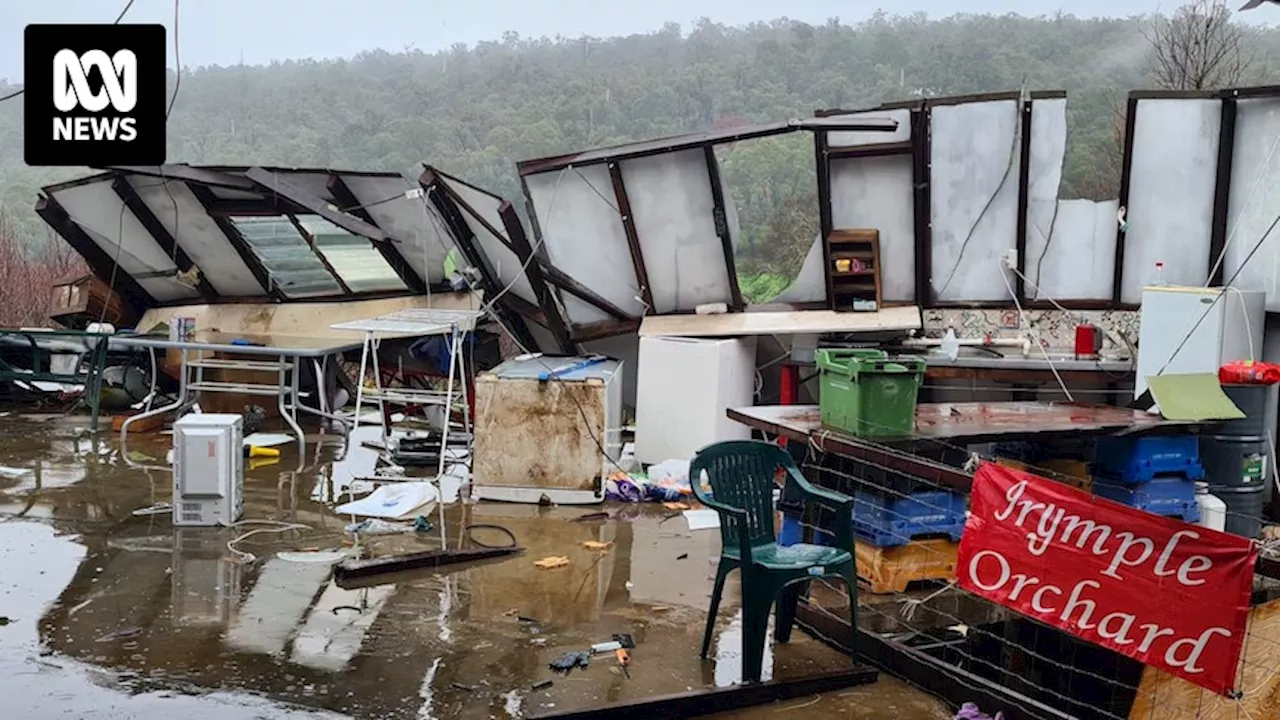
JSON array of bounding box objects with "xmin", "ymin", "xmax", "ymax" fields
[{"xmin": 1219, "ymin": 360, "xmax": 1280, "ymax": 385}]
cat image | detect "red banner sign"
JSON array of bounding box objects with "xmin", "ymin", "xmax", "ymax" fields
[{"xmin": 957, "ymin": 462, "xmax": 1257, "ymax": 696}]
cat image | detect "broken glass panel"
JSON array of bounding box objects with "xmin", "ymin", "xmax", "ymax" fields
[
  {"xmin": 229, "ymin": 216, "xmax": 343, "ymax": 298},
  {"xmin": 296, "ymin": 217, "xmax": 407, "ymax": 293}
]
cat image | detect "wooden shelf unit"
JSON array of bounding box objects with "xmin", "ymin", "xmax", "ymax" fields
[{"xmin": 824, "ymin": 229, "xmax": 882, "ymax": 312}]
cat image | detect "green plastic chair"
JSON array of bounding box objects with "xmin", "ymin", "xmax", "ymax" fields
[{"xmin": 690, "ymin": 440, "xmax": 858, "ymax": 684}]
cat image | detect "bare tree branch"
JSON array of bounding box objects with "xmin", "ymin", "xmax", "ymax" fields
[{"xmin": 1142, "ymin": 0, "xmax": 1256, "ymax": 90}]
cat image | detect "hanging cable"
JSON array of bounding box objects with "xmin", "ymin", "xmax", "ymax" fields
[
  {"xmin": 0, "ymin": 0, "xmax": 138, "ymax": 106},
  {"xmin": 165, "ymin": 0, "xmax": 182, "ymax": 119}
]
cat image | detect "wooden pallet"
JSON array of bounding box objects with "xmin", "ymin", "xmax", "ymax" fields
[{"xmin": 855, "ymin": 537, "xmax": 958, "ymax": 595}]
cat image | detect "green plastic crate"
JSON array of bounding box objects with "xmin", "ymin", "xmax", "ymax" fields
[{"xmin": 816, "ymin": 348, "xmax": 925, "ymax": 437}]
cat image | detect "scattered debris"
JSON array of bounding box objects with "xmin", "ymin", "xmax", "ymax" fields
[
  {"xmin": 343, "ymin": 518, "xmax": 430, "ymax": 536},
  {"xmin": 615, "ymin": 648, "xmax": 630, "ymax": 679},
  {"xmin": 131, "ymin": 502, "xmax": 173, "ymax": 516},
  {"xmin": 549, "ymin": 651, "xmax": 590, "ymax": 675},
  {"xmin": 125, "ymin": 450, "xmax": 156, "ymax": 463},
  {"xmin": 517, "ymin": 615, "xmax": 541, "ymax": 624},
  {"xmin": 676, "ymin": 553, "xmax": 689, "ymax": 560},
  {"xmin": 573, "ymin": 512, "xmax": 610, "ymax": 523},
  {"xmin": 662, "ymin": 502, "xmax": 690, "ymax": 511},
  {"xmin": 534, "ymin": 556, "xmax": 571, "ymax": 570},
  {"xmin": 452, "ymin": 682, "xmax": 480, "ymax": 692},
  {"xmin": 613, "ymin": 634, "xmax": 635, "ymax": 649},
  {"xmin": 531, "ymin": 680, "xmax": 554, "ymax": 691},
  {"xmin": 954, "ymin": 702, "xmax": 1005, "ymax": 720},
  {"xmin": 0, "ymin": 616, "xmax": 12, "ymax": 626},
  {"xmin": 334, "ymin": 546, "xmax": 524, "ymax": 586},
  {"xmin": 582, "ymin": 540, "xmax": 613, "ymax": 551}
]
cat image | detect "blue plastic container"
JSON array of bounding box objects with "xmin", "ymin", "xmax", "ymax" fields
[
  {"xmin": 1093, "ymin": 435, "xmax": 1204, "ymax": 484},
  {"xmin": 852, "ymin": 490, "xmax": 967, "ymax": 548},
  {"xmin": 1092, "ymin": 475, "xmax": 1200, "ymax": 522}
]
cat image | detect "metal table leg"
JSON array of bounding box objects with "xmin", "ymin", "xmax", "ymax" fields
[
  {"xmin": 121, "ymin": 348, "xmax": 190, "ymax": 444},
  {"xmin": 277, "ymin": 352, "xmax": 306, "ymax": 458}
]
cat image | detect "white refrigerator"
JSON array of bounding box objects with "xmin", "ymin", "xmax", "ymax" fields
[{"xmin": 635, "ymin": 336, "xmax": 757, "ymax": 465}]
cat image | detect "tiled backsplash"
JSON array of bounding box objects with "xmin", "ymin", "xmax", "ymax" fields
[{"xmin": 921, "ymin": 309, "xmax": 1140, "ymax": 353}]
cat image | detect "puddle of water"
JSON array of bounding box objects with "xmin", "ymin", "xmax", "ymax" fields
[{"xmin": 0, "ymin": 415, "xmax": 949, "ymax": 719}]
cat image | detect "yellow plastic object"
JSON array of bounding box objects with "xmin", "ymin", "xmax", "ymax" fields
[
  {"xmin": 855, "ymin": 537, "xmax": 958, "ymax": 595},
  {"xmin": 248, "ymin": 445, "xmax": 280, "ymax": 458},
  {"xmin": 249, "ymin": 456, "xmax": 280, "ymax": 471}
]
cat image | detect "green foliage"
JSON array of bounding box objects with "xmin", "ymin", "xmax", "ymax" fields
[
  {"xmin": 739, "ymin": 272, "xmax": 794, "ymax": 304},
  {"xmin": 0, "ymin": 11, "xmax": 1276, "ymax": 289}
]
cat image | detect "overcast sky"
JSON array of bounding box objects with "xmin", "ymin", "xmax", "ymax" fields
[{"xmin": 0, "ymin": 0, "xmax": 1263, "ymax": 84}]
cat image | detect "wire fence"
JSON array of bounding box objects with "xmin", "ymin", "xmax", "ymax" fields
[{"xmin": 766, "ymin": 409, "xmax": 1280, "ymax": 720}]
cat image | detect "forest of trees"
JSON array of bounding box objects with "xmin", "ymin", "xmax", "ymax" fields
[{"xmin": 0, "ymin": 7, "xmax": 1278, "ymax": 301}]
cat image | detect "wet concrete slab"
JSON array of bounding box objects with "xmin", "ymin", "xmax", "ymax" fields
[{"xmin": 0, "ymin": 416, "xmax": 950, "ymax": 719}]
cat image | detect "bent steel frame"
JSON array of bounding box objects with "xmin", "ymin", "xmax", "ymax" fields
[
  {"xmin": 815, "ymin": 90, "xmax": 1083, "ymax": 311},
  {"xmin": 38, "ymin": 164, "xmax": 456, "ymax": 310},
  {"xmin": 516, "ymin": 117, "xmax": 899, "ymax": 340}
]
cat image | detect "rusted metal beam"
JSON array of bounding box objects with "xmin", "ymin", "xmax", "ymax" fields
[
  {"xmin": 186, "ymin": 183, "xmax": 283, "ymax": 301},
  {"xmin": 418, "ymin": 170, "xmax": 542, "ymax": 352},
  {"xmin": 34, "ymin": 195, "xmax": 153, "ymax": 313},
  {"xmin": 703, "ymin": 146, "xmax": 744, "ymax": 311},
  {"xmin": 607, "ymin": 162, "xmax": 655, "ymax": 314},
  {"xmin": 538, "ymin": 264, "xmax": 633, "ymax": 321},
  {"xmin": 526, "ymin": 667, "xmax": 877, "ymax": 720},
  {"xmin": 110, "ymin": 176, "xmax": 218, "ymax": 303},
  {"xmin": 496, "ymin": 200, "xmax": 577, "ymax": 352},
  {"xmin": 325, "ymin": 174, "xmax": 429, "ymax": 294},
  {"xmin": 244, "ymin": 167, "xmax": 388, "ymax": 242}
]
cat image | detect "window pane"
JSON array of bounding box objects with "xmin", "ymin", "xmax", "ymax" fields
[
  {"xmin": 230, "ymin": 216, "xmax": 343, "ymax": 298},
  {"xmin": 298, "ymin": 217, "xmax": 408, "ymax": 293}
]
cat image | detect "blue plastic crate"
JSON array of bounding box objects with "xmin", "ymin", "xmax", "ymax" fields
[
  {"xmin": 1092, "ymin": 474, "xmax": 1200, "ymax": 522},
  {"xmin": 778, "ymin": 512, "xmax": 806, "ymax": 547},
  {"xmin": 852, "ymin": 490, "xmax": 967, "ymax": 548},
  {"xmin": 1093, "ymin": 435, "xmax": 1204, "ymax": 484},
  {"xmin": 779, "ymin": 490, "xmax": 968, "ymax": 549}
]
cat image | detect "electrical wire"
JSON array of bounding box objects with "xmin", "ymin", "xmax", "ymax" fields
[
  {"xmin": 166, "ymin": 0, "xmax": 182, "ymax": 119},
  {"xmin": 0, "ymin": 0, "xmax": 138, "ymax": 106},
  {"xmin": 997, "ymin": 258, "xmax": 1074, "ymax": 400},
  {"xmin": 1153, "ymin": 208, "xmax": 1280, "ymax": 379},
  {"xmin": 935, "ymin": 82, "xmax": 1026, "ymax": 299},
  {"xmin": 225, "ymin": 520, "xmax": 310, "ymax": 564}
]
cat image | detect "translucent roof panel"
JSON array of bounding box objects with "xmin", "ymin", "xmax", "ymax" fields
[
  {"xmin": 229, "ymin": 216, "xmax": 344, "ymax": 299},
  {"xmin": 297, "ymin": 217, "xmax": 407, "ymax": 294}
]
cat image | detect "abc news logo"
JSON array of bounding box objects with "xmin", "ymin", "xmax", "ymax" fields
[
  {"xmin": 24, "ymin": 24, "xmax": 166, "ymax": 167},
  {"xmin": 53, "ymin": 49, "xmax": 140, "ymax": 142}
]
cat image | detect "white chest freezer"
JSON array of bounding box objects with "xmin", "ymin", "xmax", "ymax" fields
[
  {"xmin": 471, "ymin": 356, "xmax": 622, "ymax": 504},
  {"xmin": 172, "ymin": 413, "xmax": 244, "ymax": 526}
]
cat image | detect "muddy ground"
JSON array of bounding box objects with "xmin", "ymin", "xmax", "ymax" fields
[{"xmin": 0, "ymin": 415, "xmax": 950, "ymax": 719}]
